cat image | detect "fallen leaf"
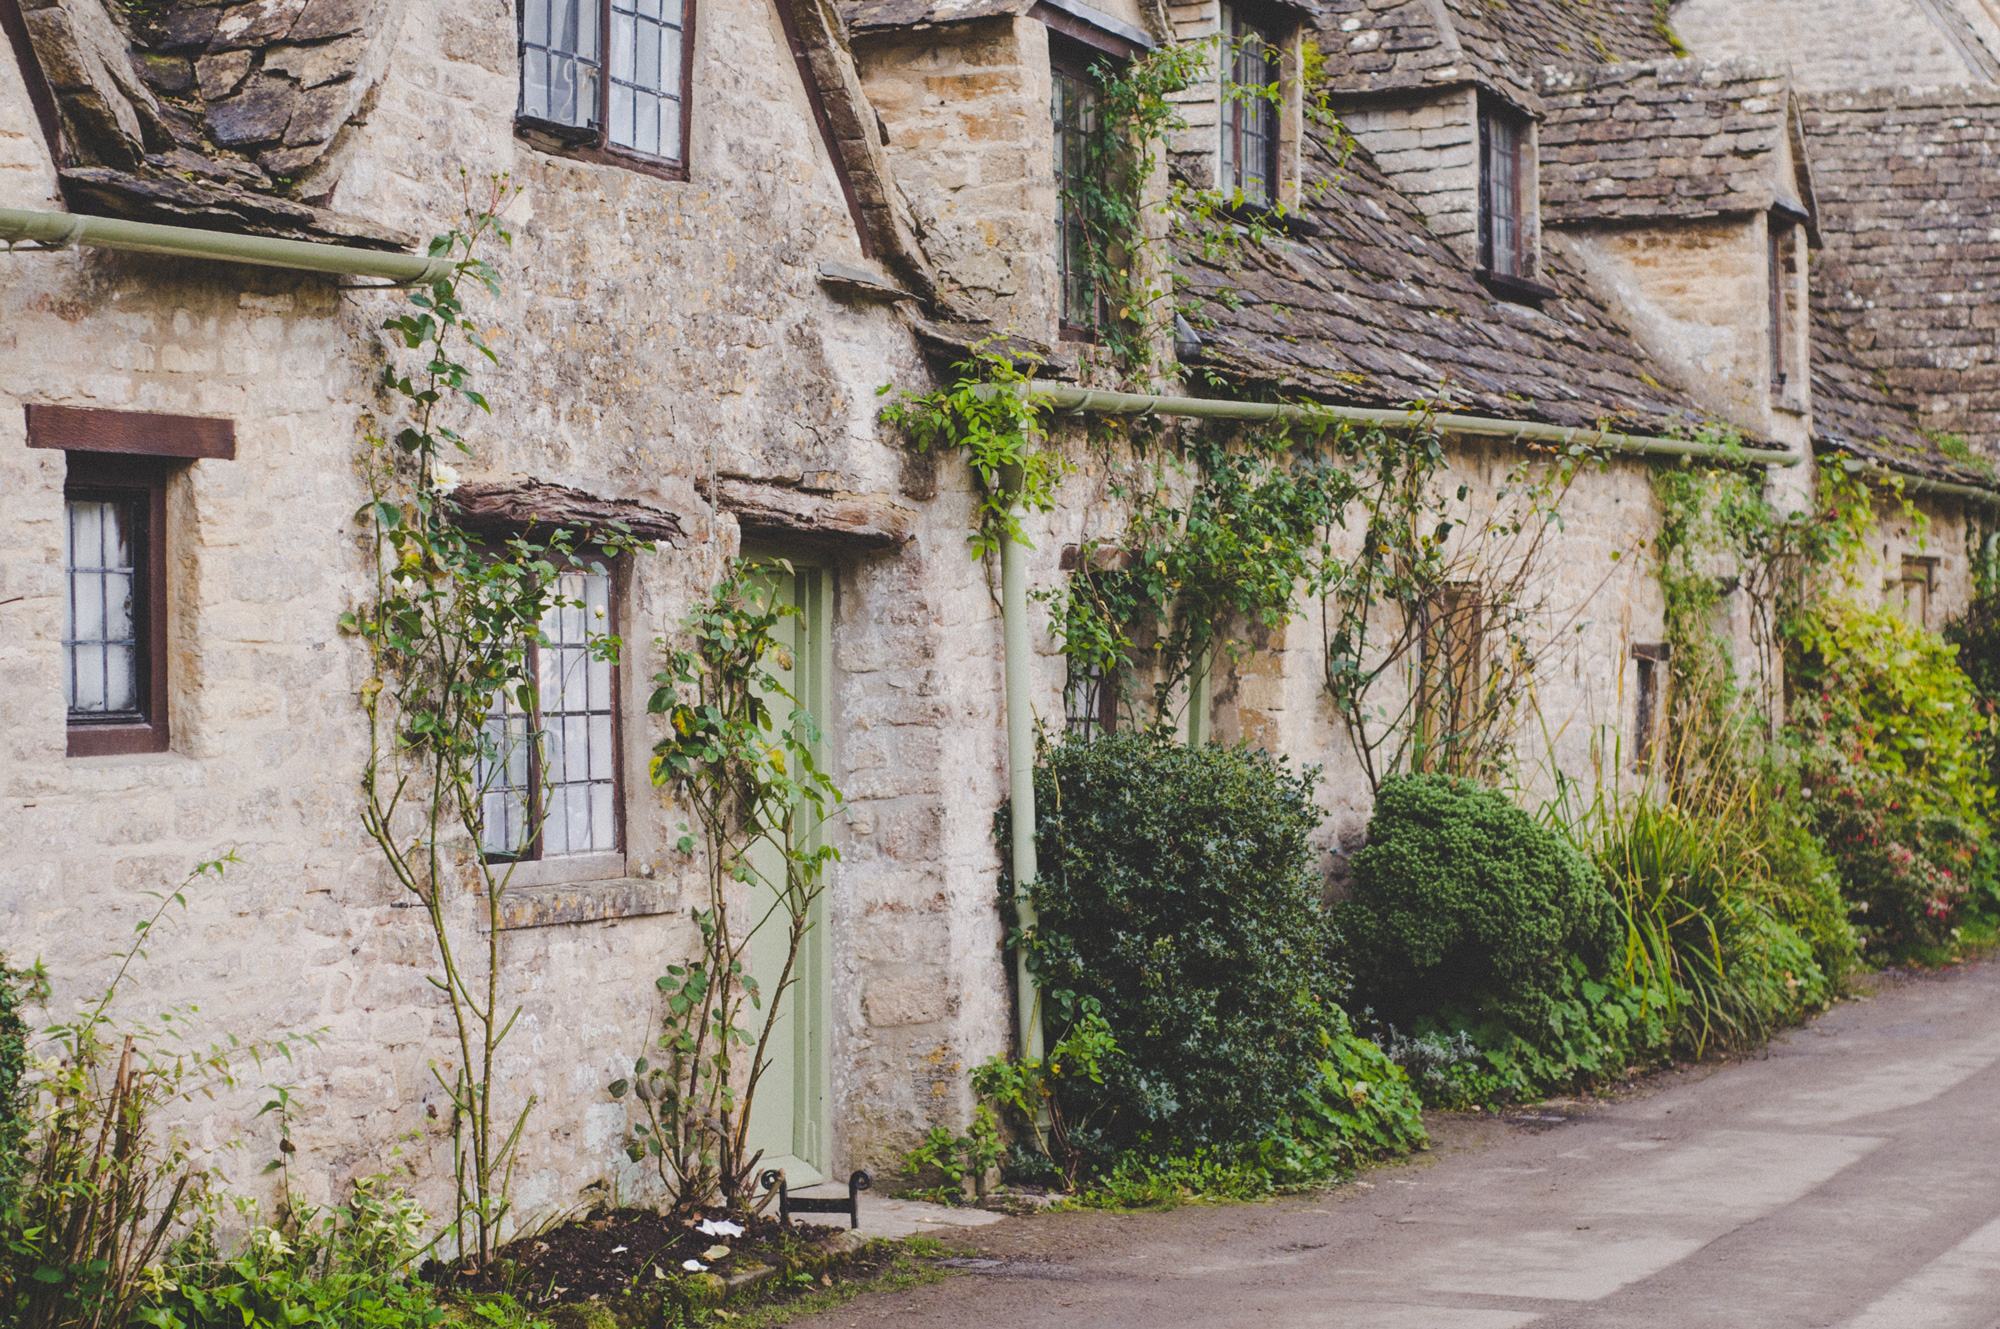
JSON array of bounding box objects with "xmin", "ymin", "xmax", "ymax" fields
[{"xmin": 703, "ymin": 1244, "xmax": 732, "ymax": 1261}]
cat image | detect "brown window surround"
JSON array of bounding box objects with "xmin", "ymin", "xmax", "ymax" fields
[
  {"xmin": 1477, "ymin": 96, "xmax": 1534, "ymax": 281},
  {"xmin": 474, "ymin": 550, "xmax": 629, "ymax": 875},
  {"xmin": 28, "ymin": 405, "xmax": 236, "ymax": 757},
  {"xmin": 515, "ymin": 0, "xmax": 697, "ymax": 182},
  {"xmin": 1220, "ymin": 2, "xmax": 1284, "ymax": 209},
  {"xmin": 1051, "ymin": 34, "xmax": 1120, "ymax": 343},
  {"xmin": 1769, "ymin": 218, "xmax": 1792, "ymax": 397}
]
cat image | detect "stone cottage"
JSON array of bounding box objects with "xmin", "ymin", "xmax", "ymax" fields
[{"xmin": 1, "ymin": 0, "xmax": 1996, "ymax": 1230}]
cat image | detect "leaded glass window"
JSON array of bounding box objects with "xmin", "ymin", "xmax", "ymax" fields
[
  {"xmin": 477, "ymin": 569, "xmax": 620, "ymax": 861},
  {"xmin": 64, "ymin": 496, "xmax": 142, "ymax": 720},
  {"xmin": 519, "ymin": 0, "xmax": 601, "ymax": 134},
  {"xmin": 1220, "ymin": 5, "xmax": 1279, "ymax": 207},
  {"xmin": 1479, "ymin": 100, "xmax": 1532, "ymax": 279},
  {"xmin": 1052, "ymin": 45, "xmax": 1103, "ymax": 335},
  {"xmin": 517, "ymin": 0, "xmax": 689, "ymax": 167},
  {"xmin": 608, "ymin": 0, "xmax": 686, "ymax": 159}
]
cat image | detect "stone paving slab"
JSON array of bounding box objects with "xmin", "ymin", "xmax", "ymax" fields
[{"xmin": 788, "ymin": 1184, "xmax": 1008, "ymax": 1241}]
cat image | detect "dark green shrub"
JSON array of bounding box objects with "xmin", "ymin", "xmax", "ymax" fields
[
  {"xmin": 1338, "ymin": 774, "xmax": 1619, "ymax": 1034},
  {"xmin": 1007, "ymin": 732, "xmax": 1340, "ymax": 1149}
]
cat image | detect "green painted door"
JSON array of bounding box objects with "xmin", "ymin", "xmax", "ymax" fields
[{"xmin": 744, "ymin": 560, "xmax": 831, "ymax": 1186}]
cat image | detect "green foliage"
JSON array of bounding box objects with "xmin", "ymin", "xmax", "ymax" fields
[
  {"xmin": 1388, "ymin": 965, "xmax": 1673, "ymax": 1109},
  {"xmin": 1007, "ymin": 731, "xmax": 1339, "ymax": 1149},
  {"xmin": 1066, "ymin": 1013, "xmax": 1426, "ymax": 1207},
  {"xmin": 614, "ymin": 561, "xmax": 843, "ymax": 1212},
  {"xmin": 1338, "ymin": 775, "xmax": 1620, "ymax": 1037},
  {"xmin": 137, "ymin": 1182, "xmax": 447, "ymax": 1329},
  {"xmin": 0, "ymin": 954, "xmax": 42, "ymax": 1205},
  {"xmin": 344, "ymin": 180, "xmax": 650, "ymax": 1266},
  {"xmin": 1, "ymin": 857, "xmax": 318, "ymax": 1329},
  {"xmin": 1792, "ymin": 602, "xmax": 1992, "ymax": 949},
  {"xmin": 1596, "ymin": 793, "xmax": 1838, "ymax": 1055},
  {"xmin": 1047, "ymin": 425, "xmax": 1354, "ymax": 727},
  {"xmin": 1796, "ymin": 603, "xmax": 1991, "ymax": 823},
  {"xmin": 971, "ymin": 1001, "xmax": 1120, "ymax": 1191},
  {"xmin": 878, "ymin": 349, "xmax": 1064, "ymax": 556},
  {"xmin": 896, "ymin": 1109, "xmax": 1004, "ymax": 1205},
  {"xmin": 1262, "ymin": 1010, "xmax": 1427, "ymax": 1176}
]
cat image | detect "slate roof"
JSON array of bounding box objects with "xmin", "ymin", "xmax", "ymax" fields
[
  {"xmin": 1803, "ymin": 86, "xmax": 2000, "ymax": 481},
  {"xmin": 15, "ymin": 0, "xmax": 410, "ymax": 246},
  {"xmin": 1175, "ymin": 128, "xmax": 1723, "ymax": 437},
  {"xmin": 1313, "ymin": 0, "xmax": 1678, "ymax": 109},
  {"xmin": 1539, "ymin": 59, "xmax": 1808, "ymax": 225}
]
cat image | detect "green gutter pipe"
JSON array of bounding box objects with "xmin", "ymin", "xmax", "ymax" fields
[
  {"xmin": 1022, "ymin": 381, "xmax": 1806, "ymax": 467},
  {"xmin": 998, "ymin": 466, "xmax": 1046, "ymax": 1063},
  {"xmin": 1839, "ymin": 459, "xmax": 2000, "ymax": 506},
  {"xmin": 0, "ymin": 207, "xmax": 456, "ymax": 285}
]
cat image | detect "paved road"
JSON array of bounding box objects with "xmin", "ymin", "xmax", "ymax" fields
[{"xmin": 804, "ymin": 959, "xmax": 2000, "ymax": 1328}]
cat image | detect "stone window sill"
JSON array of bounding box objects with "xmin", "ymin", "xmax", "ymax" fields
[{"xmin": 489, "ymin": 876, "xmax": 682, "ymax": 931}]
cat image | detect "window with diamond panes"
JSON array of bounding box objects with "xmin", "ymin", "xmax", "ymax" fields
[
  {"xmin": 478, "ymin": 569, "xmax": 620, "ymax": 861},
  {"xmin": 1051, "ymin": 42, "xmax": 1104, "ymax": 336},
  {"xmin": 517, "ymin": 0, "xmax": 690, "ymax": 172},
  {"xmin": 1220, "ymin": 5, "xmax": 1280, "ymax": 207}
]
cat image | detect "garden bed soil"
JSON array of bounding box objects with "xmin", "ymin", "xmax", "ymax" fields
[{"xmin": 427, "ymin": 1206, "xmax": 847, "ymax": 1306}]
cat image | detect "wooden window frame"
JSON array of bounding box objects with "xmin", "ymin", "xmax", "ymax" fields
[
  {"xmin": 1051, "ymin": 33, "xmax": 1119, "ymax": 343},
  {"xmin": 1477, "ymin": 96, "xmax": 1534, "ymax": 282},
  {"xmin": 1633, "ymin": 642, "xmax": 1671, "ymax": 772},
  {"xmin": 1769, "ymin": 217, "xmax": 1792, "ymax": 398},
  {"xmin": 29, "ymin": 405, "xmax": 234, "ymax": 758},
  {"xmin": 60, "ymin": 455, "xmax": 170, "ymax": 757},
  {"xmin": 477, "ymin": 550, "xmax": 630, "ymax": 873},
  {"xmin": 515, "ymin": 0, "xmax": 697, "ymax": 183},
  {"xmin": 1219, "ymin": 2, "xmax": 1284, "ymax": 210}
]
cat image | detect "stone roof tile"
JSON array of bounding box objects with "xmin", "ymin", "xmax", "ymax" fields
[
  {"xmin": 1316, "ymin": 0, "xmax": 1675, "ymax": 106},
  {"xmin": 1175, "ymin": 126, "xmax": 1725, "ymax": 438},
  {"xmin": 1805, "ymin": 86, "xmax": 2000, "ymax": 478},
  {"xmin": 1539, "ymin": 58, "xmax": 1795, "ymax": 223}
]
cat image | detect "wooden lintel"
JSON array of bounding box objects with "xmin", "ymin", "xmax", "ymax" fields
[
  {"xmin": 450, "ymin": 478, "xmax": 685, "ymax": 545},
  {"xmin": 709, "ymin": 477, "xmax": 915, "ymax": 550}
]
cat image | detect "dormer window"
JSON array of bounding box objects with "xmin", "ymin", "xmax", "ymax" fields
[
  {"xmin": 1478, "ymin": 98, "xmax": 1534, "ymax": 280},
  {"xmin": 517, "ymin": 0, "xmax": 694, "ymax": 179},
  {"xmin": 1220, "ymin": 4, "xmax": 1281, "ymax": 207},
  {"xmin": 1052, "ymin": 36, "xmax": 1109, "ymax": 338}
]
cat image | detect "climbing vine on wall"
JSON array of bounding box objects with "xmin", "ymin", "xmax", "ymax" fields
[
  {"xmin": 1318, "ymin": 427, "xmax": 1602, "ymax": 791},
  {"xmin": 1071, "ymin": 35, "xmax": 1354, "ymax": 383},
  {"xmin": 344, "ymin": 178, "xmax": 650, "ymax": 1266},
  {"xmin": 1045, "ymin": 417, "xmax": 1354, "ymax": 731},
  {"xmin": 879, "ymin": 346, "xmax": 1066, "ymax": 556}
]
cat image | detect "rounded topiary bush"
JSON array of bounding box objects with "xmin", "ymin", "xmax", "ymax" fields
[
  {"xmin": 1007, "ymin": 731, "xmax": 1341, "ymax": 1150},
  {"xmin": 1337, "ymin": 774, "xmax": 1619, "ymax": 1033}
]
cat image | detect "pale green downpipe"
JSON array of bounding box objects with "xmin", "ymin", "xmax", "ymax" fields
[
  {"xmin": 998, "ymin": 468, "xmax": 1046, "ymax": 1062},
  {"xmin": 0, "ymin": 206, "xmax": 457, "ymax": 285}
]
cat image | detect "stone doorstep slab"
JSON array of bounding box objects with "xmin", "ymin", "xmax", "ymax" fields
[{"xmin": 786, "ymin": 1185, "xmax": 1007, "ymax": 1240}]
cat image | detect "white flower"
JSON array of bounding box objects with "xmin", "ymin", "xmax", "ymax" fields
[
  {"xmin": 683, "ymin": 1258, "xmax": 708, "ymax": 1272},
  {"xmin": 697, "ymin": 1219, "xmax": 747, "ymax": 1238},
  {"xmin": 431, "ymin": 463, "xmax": 462, "ymax": 495}
]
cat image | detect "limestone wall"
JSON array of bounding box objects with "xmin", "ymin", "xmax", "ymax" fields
[
  {"xmin": 1336, "ymin": 87, "xmax": 1481, "ymax": 264},
  {"xmin": 851, "ymin": 18, "xmax": 1061, "ymax": 338},
  {"xmin": 0, "ymin": 0, "xmax": 1014, "ymax": 1235}
]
